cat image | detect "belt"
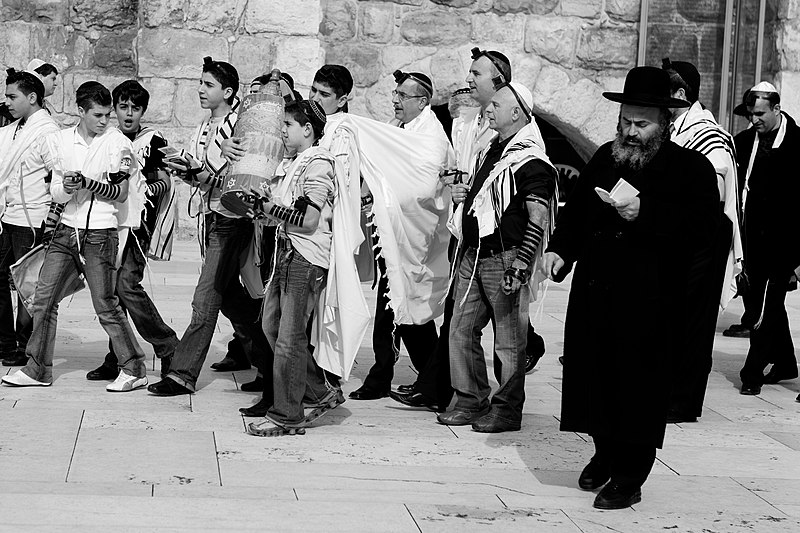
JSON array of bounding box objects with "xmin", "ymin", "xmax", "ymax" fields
[{"xmin": 474, "ymin": 245, "xmax": 517, "ymax": 259}]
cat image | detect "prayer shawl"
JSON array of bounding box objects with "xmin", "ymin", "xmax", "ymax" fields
[
  {"xmin": 46, "ymin": 127, "xmax": 144, "ymax": 264},
  {"xmin": 451, "ymin": 107, "xmax": 496, "ymax": 184},
  {"xmin": 345, "ymin": 111, "xmax": 454, "ymax": 325},
  {"xmin": 0, "ymin": 110, "xmax": 60, "ymax": 224},
  {"xmin": 130, "ymin": 126, "xmax": 176, "ymax": 261},
  {"xmin": 303, "ymin": 124, "xmax": 370, "ymax": 381},
  {"xmin": 450, "ymin": 121, "xmax": 555, "ymax": 301},
  {"xmin": 672, "ymin": 102, "xmax": 742, "ymax": 308}
]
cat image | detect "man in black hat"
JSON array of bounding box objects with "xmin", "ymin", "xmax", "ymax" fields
[
  {"xmin": 543, "ymin": 66, "xmax": 720, "ymax": 509},
  {"xmin": 661, "ymin": 59, "xmax": 741, "ymax": 422},
  {"xmin": 731, "ymin": 83, "xmax": 800, "ymax": 397}
]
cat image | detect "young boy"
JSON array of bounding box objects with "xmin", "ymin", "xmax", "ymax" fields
[
  {"xmin": 246, "ymin": 99, "xmax": 344, "ymax": 437},
  {"xmin": 0, "ymin": 69, "xmax": 60, "ymax": 366},
  {"xmin": 147, "ymin": 57, "xmax": 270, "ymax": 397},
  {"xmin": 85, "ymin": 80, "xmax": 179, "ymax": 382},
  {"xmin": 2, "ymin": 81, "xmax": 148, "ymax": 391}
]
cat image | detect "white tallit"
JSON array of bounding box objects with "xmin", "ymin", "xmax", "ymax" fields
[
  {"xmin": 0, "ymin": 110, "xmax": 60, "ymax": 222},
  {"xmin": 344, "ymin": 110, "xmax": 454, "ymax": 325},
  {"xmin": 451, "ymin": 107, "xmax": 496, "ymax": 185},
  {"xmin": 671, "ymin": 102, "xmax": 742, "ymax": 308}
]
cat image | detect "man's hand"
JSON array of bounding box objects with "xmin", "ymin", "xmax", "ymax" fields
[
  {"xmin": 221, "ymin": 137, "xmax": 247, "ymax": 162},
  {"xmin": 502, "ymin": 258, "xmax": 530, "ymax": 295},
  {"xmin": 614, "ymin": 196, "xmax": 640, "ymax": 221},
  {"xmin": 542, "ymin": 252, "xmax": 565, "ymax": 281},
  {"xmin": 62, "ymin": 171, "xmax": 82, "ymax": 194},
  {"xmin": 450, "ymin": 183, "xmax": 469, "ymax": 204}
]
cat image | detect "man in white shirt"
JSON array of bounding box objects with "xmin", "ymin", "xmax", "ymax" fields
[
  {"xmin": 0, "ymin": 69, "xmax": 60, "ymax": 366},
  {"xmin": 2, "ymin": 81, "xmax": 148, "ymax": 391}
]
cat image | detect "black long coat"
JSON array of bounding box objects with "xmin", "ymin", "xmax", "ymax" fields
[{"xmin": 547, "ymin": 140, "xmax": 719, "ymax": 448}]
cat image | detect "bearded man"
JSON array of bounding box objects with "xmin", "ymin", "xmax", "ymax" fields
[{"xmin": 543, "ymin": 67, "xmax": 719, "ymax": 509}]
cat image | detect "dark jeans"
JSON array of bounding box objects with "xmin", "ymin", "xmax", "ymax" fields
[
  {"xmin": 362, "ymin": 258, "xmax": 437, "ymax": 393},
  {"xmin": 167, "ymin": 214, "xmax": 270, "ymax": 391},
  {"xmin": 100, "ymin": 232, "xmax": 179, "ymax": 369},
  {"xmin": 0, "ymin": 222, "xmax": 40, "ymax": 355},
  {"xmin": 590, "ymin": 435, "xmax": 657, "ymax": 490},
  {"xmin": 671, "ymin": 215, "xmax": 732, "ymax": 417},
  {"xmin": 740, "ymin": 271, "xmax": 797, "ymax": 384},
  {"xmin": 264, "ymin": 245, "xmax": 334, "ymax": 424},
  {"xmin": 449, "ymin": 247, "xmax": 529, "ymax": 425},
  {"xmin": 23, "ymin": 225, "xmax": 146, "ymax": 382}
]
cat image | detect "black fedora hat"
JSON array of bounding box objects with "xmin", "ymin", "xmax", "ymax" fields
[{"xmin": 603, "ymin": 66, "xmax": 690, "ymax": 108}]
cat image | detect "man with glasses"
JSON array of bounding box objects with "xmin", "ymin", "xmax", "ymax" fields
[
  {"xmin": 349, "ymin": 70, "xmax": 445, "ymax": 402},
  {"xmin": 731, "ymin": 82, "xmax": 800, "ymax": 397},
  {"xmin": 437, "ymin": 81, "xmax": 556, "ymax": 433}
]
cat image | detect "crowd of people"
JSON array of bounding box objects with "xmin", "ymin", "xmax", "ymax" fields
[{"xmin": 0, "ymin": 47, "xmax": 796, "ymax": 509}]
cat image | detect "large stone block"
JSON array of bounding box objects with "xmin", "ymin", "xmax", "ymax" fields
[
  {"xmin": 320, "ymin": 0, "xmax": 357, "ymax": 41},
  {"xmin": 507, "ymin": 52, "xmax": 543, "ymax": 92},
  {"xmin": 138, "ymin": 28, "xmax": 229, "ymax": 79},
  {"xmin": 776, "ymin": 70, "xmax": 800, "ymax": 117},
  {"xmin": 360, "ymin": 3, "xmax": 395, "ymax": 43},
  {"xmin": 561, "ymin": 0, "xmax": 602, "ymax": 19},
  {"xmin": 143, "ymin": 0, "xmax": 186, "ymax": 28},
  {"xmin": 400, "ymin": 9, "xmax": 471, "ymax": 46},
  {"xmin": 431, "ymin": 0, "xmax": 477, "ymax": 7},
  {"xmin": 0, "ymin": 0, "xmax": 69, "ymax": 24},
  {"xmin": 361, "ymin": 0, "xmax": 423, "ymax": 5},
  {"xmin": 230, "ymin": 35, "xmax": 277, "ymax": 85},
  {"xmin": 71, "ymin": 0, "xmax": 137, "ymax": 29},
  {"xmin": 93, "ymin": 30, "xmax": 136, "ymax": 73},
  {"xmin": 524, "ymin": 16, "xmax": 580, "ymax": 66},
  {"xmin": 364, "ymin": 75, "xmax": 397, "ymax": 121},
  {"xmin": 139, "ymin": 77, "xmax": 176, "ymax": 124},
  {"xmin": 429, "ymin": 46, "xmax": 473, "ymax": 100},
  {"xmin": 245, "ymin": 0, "xmax": 320, "ymax": 36},
  {"xmin": 30, "ymin": 24, "xmax": 74, "ymax": 69},
  {"xmin": 275, "ymin": 36, "xmax": 322, "ymax": 89},
  {"xmin": 605, "ymin": 0, "xmax": 640, "ymax": 23},
  {"xmin": 173, "ymin": 78, "xmax": 202, "ymax": 127},
  {"xmin": 576, "ymin": 26, "xmax": 638, "ymax": 69},
  {"xmin": 0, "ymin": 22, "xmax": 32, "ymax": 69},
  {"xmin": 381, "ymin": 45, "xmax": 437, "ymax": 72},
  {"xmin": 186, "ymin": 0, "xmax": 246, "ymax": 33},
  {"xmin": 471, "ymin": 13, "xmax": 525, "ymax": 44},
  {"xmin": 324, "ymin": 43, "xmax": 382, "ymax": 86},
  {"xmin": 493, "ymin": 0, "xmax": 558, "ymax": 15}
]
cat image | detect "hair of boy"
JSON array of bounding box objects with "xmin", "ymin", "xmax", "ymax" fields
[
  {"xmin": 286, "ymin": 100, "xmax": 326, "ymax": 141},
  {"xmin": 34, "ymin": 63, "xmax": 58, "ymax": 78},
  {"xmin": 5, "ymin": 68, "xmax": 45, "ymax": 107},
  {"xmin": 76, "ymin": 81, "xmax": 112, "ymax": 111},
  {"xmin": 202, "ymin": 56, "xmax": 239, "ymax": 105},
  {"xmin": 313, "ymin": 65, "xmax": 353, "ymax": 98},
  {"xmin": 112, "ymin": 80, "xmax": 150, "ymax": 111}
]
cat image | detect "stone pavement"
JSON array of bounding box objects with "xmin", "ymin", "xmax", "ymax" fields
[{"xmin": 1, "ymin": 240, "xmax": 799, "ymax": 532}]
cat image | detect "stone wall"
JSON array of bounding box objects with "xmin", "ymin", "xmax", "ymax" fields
[{"xmin": 775, "ymin": 0, "xmax": 800, "ymax": 118}]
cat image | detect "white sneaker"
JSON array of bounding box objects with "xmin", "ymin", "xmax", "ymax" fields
[
  {"xmin": 1, "ymin": 370, "xmax": 51, "ymax": 387},
  {"xmin": 106, "ymin": 371, "xmax": 148, "ymax": 392}
]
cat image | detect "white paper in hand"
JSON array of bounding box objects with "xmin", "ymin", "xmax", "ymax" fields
[{"xmin": 595, "ymin": 178, "xmax": 639, "ymax": 204}]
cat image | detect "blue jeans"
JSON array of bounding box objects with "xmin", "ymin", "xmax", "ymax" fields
[
  {"xmin": 449, "ymin": 247, "xmax": 530, "ymax": 424},
  {"xmin": 22, "ymin": 225, "xmax": 146, "ymax": 382},
  {"xmin": 101, "ymin": 232, "xmax": 179, "ymax": 368},
  {"xmin": 0, "ymin": 222, "xmax": 40, "ymax": 355},
  {"xmin": 264, "ymin": 245, "xmax": 334, "ymax": 424},
  {"xmin": 167, "ymin": 214, "xmax": 269, "ymax": 391}
]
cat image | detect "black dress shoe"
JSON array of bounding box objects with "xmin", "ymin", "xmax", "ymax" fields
[
  {"xmin": 210, "ymin": 356, "xmax": 250, "ymax": 372},
  {"xmin": 436, "ymin": 407, "xmax": 490, "ymax": 426},
  {"xmin": 348, "ymin": 386, "xmax": 388, "ymax": 400},
  {"xmin": 471, "ymin": 413, "xmax": 521, "ymax": 433},
  {"xmin": 240, "ymin": 376, "xmax": 264, "ymax": 392},
  {"xmin": 396, "ymin": 383, "xmax": 416, "ymax": 394},
  {"xmin": 593, "ymin": 483, "xmax": 641, "ymax": 509},
  {"xmin": 578, "ymin": 461, "xmax": 611, "ymax": 490},
  {"xmin": 763, "ymin": 367, "xmax": 799, "ymax": 384},
  {"xmin": 740, "ymin": 382, "xmax": 762, "ymax": 395},
  {"xmin": 388, "ymin": 390, "xmax": 443, "ymax": 412},
  {"xmin": 147, "ymin": 378, "xmax": 192, "ymax": 396},
  {"xmin": 525, "ymin": 328, "xmax": 545, "ymax": 373},
  {"xmin": 159, "ymin": 356, "xmax": 172, "ymax": 379},
  {"xmin": 796, "ymin": 393, "xmax": 800, "ymax": 403},
  {"xmin": 722, "ymin": 324, "xmax": 751, "ymax": 338},
  {"xmin": 2, "ymin": 352, "xmax": 28, "ymax": 367},
  {"xmin": 86, "ymin": 364, "xmax": 119, "ymax": 381},
  {"xmin": 239, "ymin": 397, "xmax": 271, "ymax": 417}
]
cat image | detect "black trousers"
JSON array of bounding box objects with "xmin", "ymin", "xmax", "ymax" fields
[
  {"xmin": 362, "ymin": 259, "xmax": 437, "ymax": 393},
  {"xmin": 670, "ymin": 215, "xmax": 732, "ymax": 417},
  {"xmin": 740, "ymin": 271, "xmax": 797, "ymax": 384},
  {"xmin": 591, "ymin": 435, "xmax": 657, "ymax": 490},
  {"xmin": 414, "ymin": 293, "xmax": 455, "ymax": 408}
]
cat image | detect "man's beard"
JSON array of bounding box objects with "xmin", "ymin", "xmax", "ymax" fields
[{"xmin": 611, "ymin": 127, "xmax": 667, "ymax": 172}]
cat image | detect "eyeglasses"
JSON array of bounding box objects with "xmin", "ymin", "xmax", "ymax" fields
[
  {"xmin": 492, "ymin": 81, "xmax": 532, "ymax": 123},
  {"xmin": 392, "ymin": 90, "xmax": 427, "ymax": 103}
]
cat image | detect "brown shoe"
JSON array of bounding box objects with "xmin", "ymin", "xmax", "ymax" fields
[{"xmin": 436, "ymin": 407, "xmax": 490, "ymax": 426}]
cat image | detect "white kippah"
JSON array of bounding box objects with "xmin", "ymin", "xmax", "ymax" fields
[
  {"xmin": 26, "ymin": 59, "xmax": 46, "ymax": 72},
  {"xmin": 750, "ymin": 81, "xmax": 778, "ymax": 94},
  {"xmin": 508, "ymin": 82, "xmax": 533, "ymax": 111}
]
